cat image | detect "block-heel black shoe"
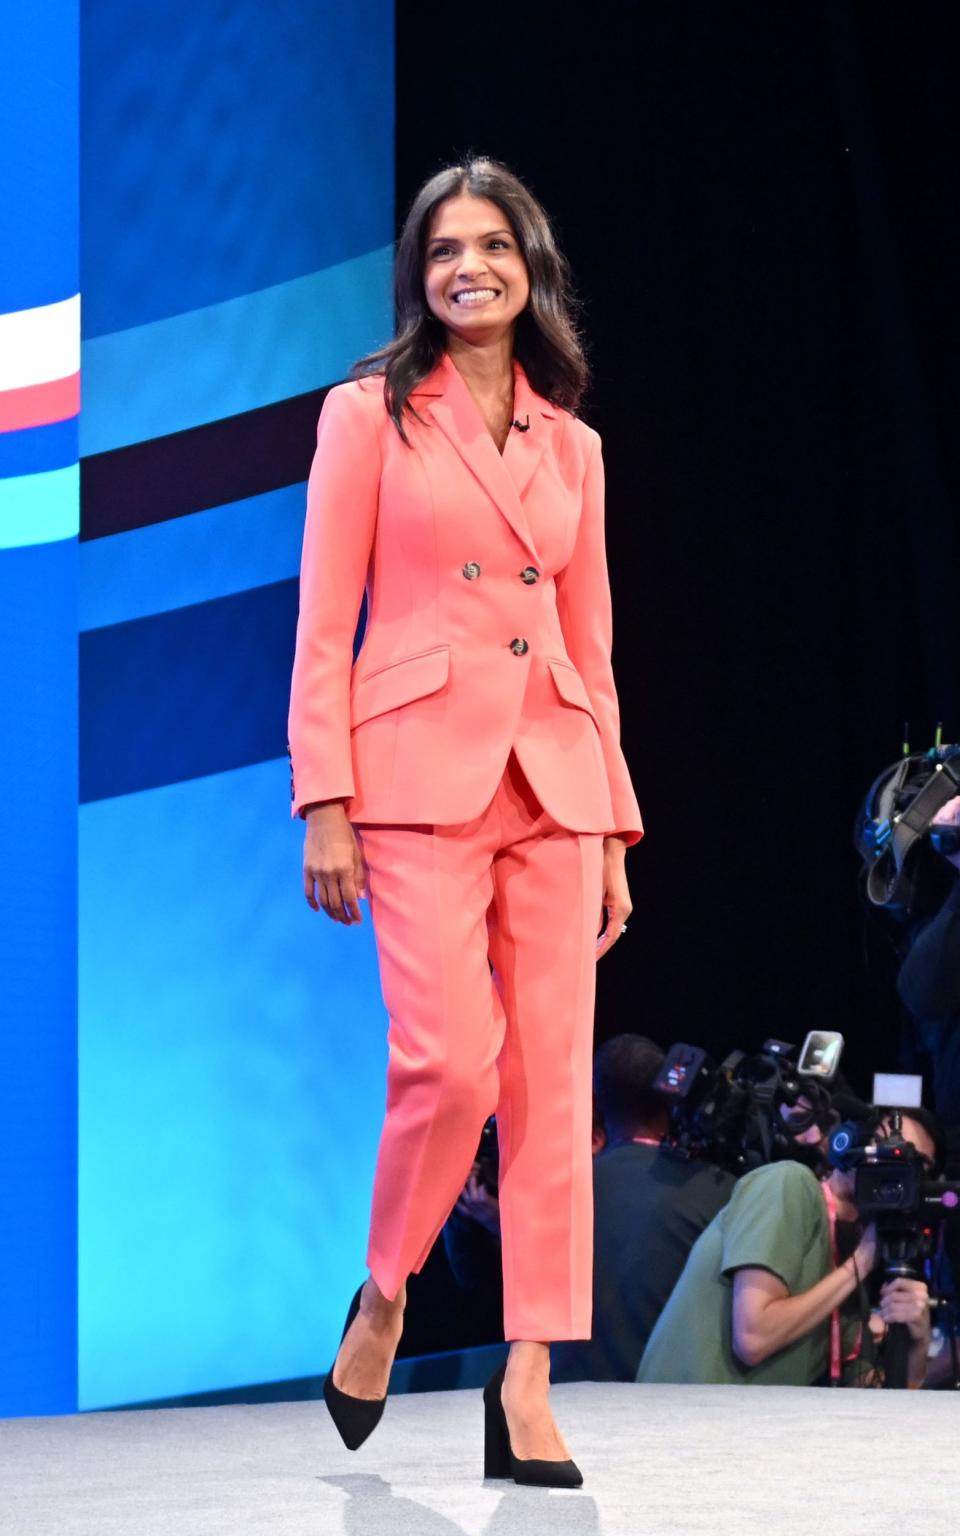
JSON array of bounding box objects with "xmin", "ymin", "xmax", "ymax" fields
[
  {"xmin": 322, "ymin": 1368, "xmax": 386, "ymax": 1451},
  {"xmin": 482, "ymin": 1361, "xmax": 583, "ymax": 1488}
]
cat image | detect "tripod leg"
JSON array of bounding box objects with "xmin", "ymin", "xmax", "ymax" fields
[{"xmin": 883, "ymin": 1320, "xmax": 911, "ymax": 1389}]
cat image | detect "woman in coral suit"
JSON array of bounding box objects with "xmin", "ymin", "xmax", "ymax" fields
[{"xmin": 287, "ymin": 157, "xmax": 643, "ymax": 1488}]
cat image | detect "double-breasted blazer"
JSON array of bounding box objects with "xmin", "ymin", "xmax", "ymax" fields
[{"xmin": 287, "ymin": 350, "xmax": 643, "ymax": 846}]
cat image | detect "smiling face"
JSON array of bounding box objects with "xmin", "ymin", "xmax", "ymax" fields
[{"xmin": 423, "ymin": 193, "xmax": 530, "ymax": 346}]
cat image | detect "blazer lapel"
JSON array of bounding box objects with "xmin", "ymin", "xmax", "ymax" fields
[
  {"xmin": 502, "ymin": 360, "xmax": 555, "ymax": 507},
  {"xmin": 412, "ymin": 352, "xmax": 553, "ymax": 561}
]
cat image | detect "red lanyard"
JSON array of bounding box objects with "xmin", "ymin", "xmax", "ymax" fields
[{"xmin": 821, "ymin": 1179, "xmax": 863, "ymax": 1384}]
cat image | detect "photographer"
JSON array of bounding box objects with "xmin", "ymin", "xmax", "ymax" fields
[
  {"xmin": 552, "ymin": 1034, "xmax": 737, "ymax": 1381},
  {"xmin": 444, "ymin": 1034, "xmax": 737, "ymax": 1381},
  {"xmin": 897, "ymin": 794, "xmax": 960, "ymax": 1156},
  {"xmin": 637, "ymin": 1107, "xmax": 942, "ymax": 1388},
  {"xmin": 856, "ymin": 749, "xmax": 960, "ymax": 1164}
]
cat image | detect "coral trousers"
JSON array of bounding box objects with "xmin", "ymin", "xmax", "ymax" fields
[{"xmin": 354, "ymin": 748, "xmax": 605, "ymax": 1341}]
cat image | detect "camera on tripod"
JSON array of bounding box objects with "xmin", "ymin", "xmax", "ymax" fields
[
  {"xmin": 828, "ymin": 1108, "xmax": 960, "ymax": 1387},
  {"xmin": 828, "ymin": 1110, "xmax": 959, "ymax": 1239}
]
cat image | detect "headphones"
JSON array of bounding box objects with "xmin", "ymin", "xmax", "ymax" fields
[{"xmin": 827, "ymin": 1116, "xmax": 875, "ymax": 1171}]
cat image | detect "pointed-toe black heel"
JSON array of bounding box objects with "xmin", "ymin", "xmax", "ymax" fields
[
  {"xmin": 482, "ymin": 1360, "xmax": 584, "ymax": 1489},
  {"xmin": 322, "ymin": 1280, "xmax": 402, "ymax": 1451},
  {"xmin": 322, "ymin": 1368, "xmax": 387, "ymax": 1451}
]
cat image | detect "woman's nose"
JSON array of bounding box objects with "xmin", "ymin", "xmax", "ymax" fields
[{"xmin": 456, "ymin": 247, "xmax": 487, "ymax": 279}]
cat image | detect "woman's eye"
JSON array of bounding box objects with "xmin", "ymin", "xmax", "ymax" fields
[
  {"xmin": 489, "ymin": 239, "xmax": 508, "ymax": 249},
  {"xmin": 430, "ymin": 245, "xmax": 453, "ymax": 258}
]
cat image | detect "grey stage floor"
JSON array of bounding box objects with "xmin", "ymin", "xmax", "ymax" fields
[{"xmin": 1, "ymin": 1381, "xmax": 957, "ymax": 1536}]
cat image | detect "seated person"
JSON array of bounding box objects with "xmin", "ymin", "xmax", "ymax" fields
[
  {"xmin": 637, "ymin": 1106, "xmax": 942, "ymax": 1388},
  {"xmin": 551, "ymin": 1033, "xmax": 737, "ymax": 1382}
]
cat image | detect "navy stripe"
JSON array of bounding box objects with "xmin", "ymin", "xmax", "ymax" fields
[
  {"xmin": 80, "ymin": 580, "xmax": 298, "ymax": 802},
  {"xmin": 80, "ymin": 384, "xmax": 330, "ymax": 542},
  {"xmin": 79, "ymin": 579, "xmax": 366, "ymax": 802}
]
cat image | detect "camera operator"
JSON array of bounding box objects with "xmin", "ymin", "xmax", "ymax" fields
[
  {"xmin": 551, "ymin": 1034, "xmax": 738, "ymax": 1382},
  {"xmin": 897, "ymin": 794, "xmax": 960, "ymax": 1158},
  {"xmin": 636, "ymin": 1106, "xmax": 943, "ymax": 1388},
  {"xmin": 443, "ymin": 1035, "xmax": 737, "ymax": 1381},
  {"xmin": 856, "ymin": 748, "xmax": 960, "ymax": 1166}
]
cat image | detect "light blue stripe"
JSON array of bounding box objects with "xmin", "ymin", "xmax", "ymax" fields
[
  {"xmin": 0, "ymin": 464, "xmax": 79, "ymax": 550},
  {"xmin": 79, "ymin": 245, "xmax": 394, "ymax": 457},
  {"xmin": 79, "ymin": 482, "xmax": 306, "ymax": 631}
]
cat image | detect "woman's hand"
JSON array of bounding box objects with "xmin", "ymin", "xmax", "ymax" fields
[
  {"xmin": 596, "ymin": 835, "xmax": 632, "ymax": 960},
  {"xmin": 303, "ymin": 802, "xmax": 367, "ymax": 924}
]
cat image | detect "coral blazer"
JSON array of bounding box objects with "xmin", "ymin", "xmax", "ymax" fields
[{"xmin": 287, "ymin": 351, "xmax": 643, "ymax": 846}]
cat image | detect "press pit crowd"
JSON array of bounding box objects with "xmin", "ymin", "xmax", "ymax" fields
[
  {"xmin": 375, "ymin": 816, "xmax": 960, "ymax": 1390},
  {"xmin": 435, "ymin": 1038, "xmax": 957, "ymax": 1390}
]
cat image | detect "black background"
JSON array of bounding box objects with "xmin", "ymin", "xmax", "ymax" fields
[{"xmin": 395, "ymin": 1, "xmax": 958, "ymax": 1097}]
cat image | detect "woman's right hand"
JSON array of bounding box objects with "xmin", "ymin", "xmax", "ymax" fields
[{"xmin": 303, "ymin": 802, "xmax": 367, "ymax": 924}]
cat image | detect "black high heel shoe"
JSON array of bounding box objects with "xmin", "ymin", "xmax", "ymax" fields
[
  {"xmin": 322, "ymin": 1367, "xmax": 386, "ymax": 1451},
  {"xmin": 482, "ymin": 1360, "xmax": 583, "ymax": 1488},
  {"xmin": 321, "ymin": 1284, "xmax": 393, "ymax": 1451}
]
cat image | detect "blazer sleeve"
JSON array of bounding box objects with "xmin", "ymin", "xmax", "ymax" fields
[
  {"xmin": 555, "ymin": 428, "xmax": 644, "ymax": 847},
  {"xmin": 287, "ymin": 383, "xmax": 381, "ymax": 818}
]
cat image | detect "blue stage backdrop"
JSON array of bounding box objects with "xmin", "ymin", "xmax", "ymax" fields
[
  {"xmin": 78, "ymin": 0, "xmax": 394, "ymax": 1408},
  {"xmin": 0, "ymin": 4, "xmax": 80, "ymax": 1420}
]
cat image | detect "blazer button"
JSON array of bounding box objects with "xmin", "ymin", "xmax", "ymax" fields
[
  {"xmin": 520, "ymin": 565, "xmax": 540, "ymax": 584},
  {"xmin": 510, "ymin": 638, "xmax": 529, "ymax": 655},
  {"xmin": 462, "ymin": 561, "xmax": 481, "ymax": 580}
]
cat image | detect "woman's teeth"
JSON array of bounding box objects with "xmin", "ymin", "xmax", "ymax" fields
[{"xmin": 453, "ymin": 289, "xmax": 498, "ymax": 305}]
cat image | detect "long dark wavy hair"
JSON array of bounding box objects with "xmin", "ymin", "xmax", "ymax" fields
[{"xmin": 352, "ymin": 157, "xmax": 589, "ymax": 441}]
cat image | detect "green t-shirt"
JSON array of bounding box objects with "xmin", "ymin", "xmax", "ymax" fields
[{"xmin": 636, "ymin": 1160, "xmax": 835, "ymax": 1386}]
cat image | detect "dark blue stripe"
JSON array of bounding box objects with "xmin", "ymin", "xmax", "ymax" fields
[
  {"xmin": 79, "ymin": 580, "xmax": 366, "ymax": 803},
  {"xmin": 81, "ymin": 580, "xmax": 297, "ymax": 803},
  {"xmin": 0, "ymin": 416, "xmax": 79, "ymax": 479}
]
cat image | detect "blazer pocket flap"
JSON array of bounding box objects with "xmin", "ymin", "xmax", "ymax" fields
[
  {"xmin": 546, "ymin": 657, "xmax": 598, "ymax": 722},
  {"xmin": 351, "ymin": 645, "xmax": 451, "ymax": 728}
]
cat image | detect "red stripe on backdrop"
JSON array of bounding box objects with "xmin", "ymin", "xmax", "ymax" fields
[{"xmin": 0, "ymin": 374, "xmax": 80, "ymax": 433}]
